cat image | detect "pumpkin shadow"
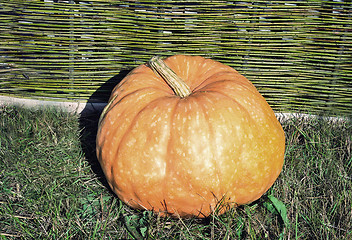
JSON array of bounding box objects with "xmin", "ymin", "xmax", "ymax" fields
[{"xmin": 78, "ymin": 69, "xmax": 131, "ymax": 189}]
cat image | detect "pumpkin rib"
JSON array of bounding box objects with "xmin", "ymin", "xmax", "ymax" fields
[
  {"xmin": 100, "ymin": 86, "xmax": 169, "ymax": 125},
  {"xmin": 164, "ymin": 98, "xmax": 184, "ymax": 216},
  {"xmin": 201, "ymin": 83, "xmax": 269, "ymax": 121},
  {"xmin": 192, "ymin": 91, "xmax": 251, "ymax": 204},
  {"xmin": 113, "ymin": 86, "xmax": 173, "ymax": 106},
  {"xmin": 202, "ymin": 79, "xmax": 277, "ymax": 120},
  {"xmin": 192, "ymin": 93, "xmax": 223, "ymax": 200},
  {"xmin": 138, "ymin": 97, "xmax": 185, "ymax": 210},
  {"xmin": 98, "ymin": 90, "xmax": 172, "ymax": 205},
  {"xmin": 115, "ymin": 94, "xmax": 172, "ymax": 161},
  {"xmin": 164, "ymin": 97, "xmax": 196, "ymax": 214},
  {"xmin": 191, "ymin": 90, "xmax": 277, "ymax": 205},
  {"xmin": 201, "ymin": 89, "xmax": 254, "ymax": 124},
  {"xmin": 161, "ymin": 97, "xmax": 181, "ymax": 214},
  {"xmin": 164, "ymin": 96, "xmax": 220, "ymax": 216},
  {"xmin": 101, "ymin": 88, "xmax": 166, "ymax": 151},
  {"xmin": 112, "ymin": 98, "xmax": 171, "ymax": 212},
  {"xmin": 118, "ymin": 65, "xmax": 172, "ymax": 93},
  {"xmin": 194, "ymin": 78, "xmax": 258, "ymax": 97},
  {"xmin": 190, "ymin": 97, "xmax": 221, "ymax": 208}
]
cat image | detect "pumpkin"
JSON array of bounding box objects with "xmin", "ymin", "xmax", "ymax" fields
[{"xmin": 96, "ymin": 55, "xmax": 285, "ymax": 217}]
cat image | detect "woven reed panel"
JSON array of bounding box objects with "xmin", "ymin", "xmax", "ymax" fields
[{"xmin": 0, "ymin": 0, "xmax": 351, "ymax": 115}]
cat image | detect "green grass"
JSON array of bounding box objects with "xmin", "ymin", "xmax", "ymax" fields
[{"xmin": 0, "ymin": 105, "xmax": 351, "ymax": 239}]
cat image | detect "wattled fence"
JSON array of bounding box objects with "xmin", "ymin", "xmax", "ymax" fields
[{"xmin": 0, "ymin": 0, "xmax": 351, "ymax": 116}]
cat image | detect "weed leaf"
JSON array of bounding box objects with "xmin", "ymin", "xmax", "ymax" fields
[
  {"xmin": 266, "ymin": 195, "xmax": 289, "ymax": 227},
  {"xmin": 124, "ymin": 211, "xmax": 151, "ymax": 240}
]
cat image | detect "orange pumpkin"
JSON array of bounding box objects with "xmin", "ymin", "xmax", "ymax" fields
[{"xmin": 96, "ymin": 55, "xmax": 285, "ymax": 217}]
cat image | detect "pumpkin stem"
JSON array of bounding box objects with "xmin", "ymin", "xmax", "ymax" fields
[{"xmin": 148, "ymin": 56, "xmax": 192, "ymax": 98}]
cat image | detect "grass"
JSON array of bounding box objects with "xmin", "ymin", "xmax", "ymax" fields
[{"xmin": 0, "ymin": 105, "xmax": 351, "ymax": 239}]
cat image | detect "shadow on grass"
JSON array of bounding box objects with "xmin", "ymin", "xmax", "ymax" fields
[{"xmin": 78, "ymin": 69, "xmax": 131, "ymax": 189}]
